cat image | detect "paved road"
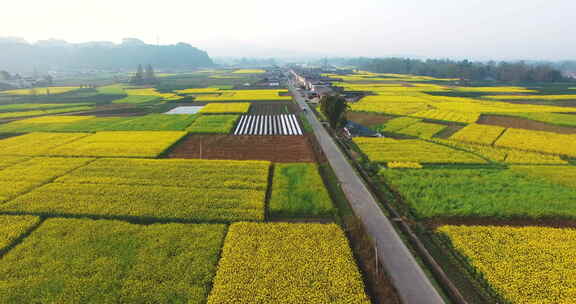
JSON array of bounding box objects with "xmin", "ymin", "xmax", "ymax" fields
[{"xmin": 288, "ymin": 79, "xmax": 445, "ymax": 304}]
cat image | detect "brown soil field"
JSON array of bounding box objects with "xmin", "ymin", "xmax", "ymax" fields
[
  {"xmin": 433, "ymin": 124, "xmax": 465, "ymax": 139},
  {"xmin": 167, "ymin": 134, "xmax": 317, "ymax": 162},
  {"xmin": 83, "ymin": 107, "xmax": 148, "ymax": 117},
  {"xmin": 249, "ymin": 102, "xmax": 299, "ymax": 115},
  {"xmin": 478, "ymin": 114, "xmax": 576, "ymax": 134},
  {"xmin": 347, "ymin": 112, "xmax": 394, "ymax": 127}
]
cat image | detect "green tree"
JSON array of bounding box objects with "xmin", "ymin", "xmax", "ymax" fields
[
  {"xmin": 131, "ymin": 64, "xmax": 144, "ymax": 84},
  {"xmin": 144, "ymin": 64, "xmax": 157, "ymax": 84},
  {"xmin": 319, "ymin": 95, "xmax": 349, "ymax": 129}
]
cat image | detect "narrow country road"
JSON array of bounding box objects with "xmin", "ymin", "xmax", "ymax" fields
[{"xmin": 288, "ymin": 79, "xmax": 445, "ymax": 304}]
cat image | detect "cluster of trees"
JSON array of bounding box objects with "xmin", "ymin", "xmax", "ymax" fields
[
  {"xmin": 0, "ymin": 37, "xmax": 213, "ymax": 72},
  {"xmin": 319, "ymin": 95, "xmax": 349, "ymax": 129},
  {"xmin": 346, "ymin": 58, "xmax": 566, "ymax": 83},
  {"xmin": 130, "ymin": 64, "xmax": 157, "ymax": 85}
]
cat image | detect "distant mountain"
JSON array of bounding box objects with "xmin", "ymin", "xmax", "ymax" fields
[{"xmin": 0, "ymin": 37, "xmax": 214, "ymax": 72}]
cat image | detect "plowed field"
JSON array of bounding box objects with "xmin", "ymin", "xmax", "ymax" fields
[{"xmin": 167, "ymin": 134, "xmax": 317, "ymax": 162}]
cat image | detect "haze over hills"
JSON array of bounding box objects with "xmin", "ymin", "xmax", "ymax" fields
[{"xmin": 0, "ymin": 37, "xmax": 213, "ymax": 72}]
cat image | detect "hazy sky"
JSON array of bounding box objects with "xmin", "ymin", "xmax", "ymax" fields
[{"xmin": 2, "ymin": 0, "xmax": 574, "ymax": 60}]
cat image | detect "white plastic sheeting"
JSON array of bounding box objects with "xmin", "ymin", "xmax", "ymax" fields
[
  {"xmin": 234, "ymin": 114, "xmax": 303, "ymax": 136},
  {"xmin": 164, "ymin": 106, "xmax": 205, "ymax": 114}
]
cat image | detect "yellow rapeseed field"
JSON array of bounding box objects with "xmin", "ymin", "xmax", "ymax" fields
[
  {"xmin": 207, "ymin": 222, "xmax": 370, "ymax": 304},
  {"xmin": 353, "ymin": 137, "xmax": 486, "ymax": 164},
  {"xmin": 350, "ymin": 95, "xmax": 430, "ymax": 115},
  {"xmin": 411, "ymin": 109, "xmax": 479, "ymax": 123},
  {"xmin": 449, "ymin": 124, "xmax": 506, "ymax": 145},
  {"xmin": 0, "ymin": 218, "xmax": 227, "ymax": 303},
  {"xmin": 438, "ymin": 225, "xmax": 576, "ymax": 304},
  {"xmin": 124, "ymin": 88, "xmax": 182, "ymax": 101},
  {"xmin": 231, "ymin": 69, "xmax": 266, "ymax": 74},
  {"xmin": 0, "ymin": 215, "xmax": 40, "ymax": 251},
  {"xmin": 433, "ymin": 138, "xmax": 568, "ymax": 164},
  {"xmin": 0, "ymin": 132, "xmax": 90, "ymax": 156},
  {"xmin": 0, "ymin": 157, "xmax": 94, "ymax": 202},
  {"xmin": 195, "ymin": 89, "xmax": 291, "ymax": 101},
  {"xmin": 495, "ymin": 128, "xmax": 576, "ymax": 157},
  {"xmin": 199, "ymin": 103, "xmax": 251, "ymax": 113},
  {"xmin": 387, "ymin": 161, "xmax": 423, "ymax": 169},
  {"xmin": 48, "ymin": 131, "xmax": 187, "ymax": 158},
  {"xmin": 0, "ymin": 156, "xmax": 28, "ymax": 169},
  {"xmin": 0, "ymin": 158, "xmax": 269, "ymax": 222},
  {"xmin": 55, "ymin": 158, "xmax": 270, "ymax": 191}
]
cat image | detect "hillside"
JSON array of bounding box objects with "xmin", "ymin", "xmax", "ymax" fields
[{"xmin": 0, "ymin": 37, "xmax": 214, "ymax": 72}]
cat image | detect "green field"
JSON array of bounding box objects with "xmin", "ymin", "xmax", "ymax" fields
[
  {"xmin": 376, "ymin": 117, "xmax": 422, "ymax": 133},
  {"xmin": 0, "ymin": 114, "xmax": 197, "ymax": 133},
  {"xmin": 96, "ymin": 84, "xmax": 127, "ymax": 95},
  {"xmin": 187, "ymin": 114, "xmax": 239, "ymax": 133},
  {"xmin": 270, "ymin": 163, "xmax": 335, "ymax": 218},
  {"xmin": 0, "ymin": 106, "xmax": 94, "ymax": 119},
  {"xmin": 396, "ymin": 121, "xmax": 446, "ymax": 138},
  {"xmin": 380, "ymin": 168, "xmax": 576, "ymax": 219},
  {"xmin": 0, "ymin": 103, "xmax": 93, "ymax": 112},
  {"xmin": 112, "ymin": 95, "xmax": 161, "ymax": 104}
]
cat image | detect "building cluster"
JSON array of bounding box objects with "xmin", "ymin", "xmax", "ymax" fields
[
  {"xmin": 0, "ymin": 71, "xmax": 53, "ymax": 90},
  {"xmin": 257, "ymin": 67, "xmax": 286, "ymax": 87},
  {"xmin": 290, "ymin": 67, "xmax": 363, "ymax": 103}
]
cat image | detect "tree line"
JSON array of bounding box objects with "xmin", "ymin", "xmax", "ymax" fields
[
  {"xmin": 346, "ymin": 58, "xmax": 566, "ymax": 83},
  {"xmin": 130, "ymin": 64, "xmax": 157, "ymax": 85}
]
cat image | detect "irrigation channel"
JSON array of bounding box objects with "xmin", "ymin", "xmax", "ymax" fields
[{"xmin": 233, "ymin": 114, "xmax": 303, "ymax": 136}]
